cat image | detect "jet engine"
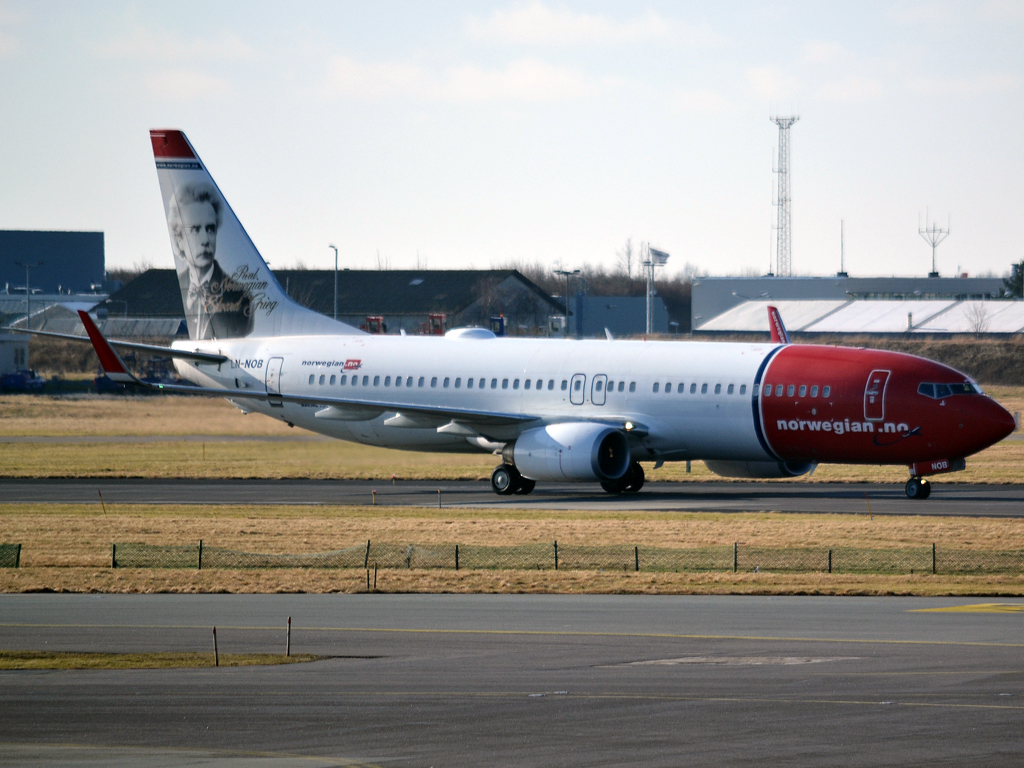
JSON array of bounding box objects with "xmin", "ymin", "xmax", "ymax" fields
[
  {"xmin": 506, "ymin": 423, "xmax": 631, "ymax": 482},
  {"xmin": 704, "ymin": 460, "xmax": 815, "ymax": 479}
]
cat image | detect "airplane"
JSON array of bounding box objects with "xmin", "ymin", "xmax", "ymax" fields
[{"xmin": 23, "ymin": 130, "xmax": 1017, "ymax": 500}]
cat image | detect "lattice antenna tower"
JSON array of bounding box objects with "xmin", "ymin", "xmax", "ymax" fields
[
  {"xmin": 771, "ymin": 115, "xmax": 799, "ymax": 277},
  {"xmin": 918, "ymin": 210, "xmax": 950, "ymax": 278}
]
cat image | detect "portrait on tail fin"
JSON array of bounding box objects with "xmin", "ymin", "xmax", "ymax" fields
[{"xmin": 167, "ymin": 182, "xmax": 253, "ymax": 339}]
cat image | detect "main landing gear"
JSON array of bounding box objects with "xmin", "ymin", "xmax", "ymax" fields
[
  {"xmin": 905, "ymin": 476, "xmax": 932, "ymax": 500},
  {"xmin": 490, "ymin": 464, "xmax": 536, "ymax": 496},
  {"xmin": 600, "ymin": 462, "xmax": 645, "ymax": 495}
]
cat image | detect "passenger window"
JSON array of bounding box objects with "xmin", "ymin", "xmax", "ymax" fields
[
  {"xmin": 467, "ymin": 378, "xmax": 474, "ymax": 389},
  {"xmin": 513, "ymin": 379, "xmax": 519, "ymax": 389},
  {"xmin": 810, "ymin": 385, "xmax": 818, "ymax": 397},
  {"xmin": 524, "ymin": 379, "xmax": 531, "ymax": 390},
  {"xmin": 443, "ymin": 377, "xmax": 450, "ymax": 388},
  {"xmin": 701, "ymin": 383, "xmax": 708, "ymax": 394},
  {"xmin": 491, "ymin": 378, "xmax": 498, "ymax": 389},
  {"xmin": 384, "ymin": 376, "xmax": 391, "ymax": 386},
  {"xmin": 362, "ymin": 376, "xmax": 369, "ymax": 386},
  {"xmin": 618, "ymin": 381, "xmax": 624, "ymax": 392},
  {"xmin": 665, "ymin": 383, "xmax": 672, "ymax": 393},
  {"xmin": 454, "ymin": 377, "xmax": 461, "ymax": 388},
  {"xmin": 727, "ymin": 384, "xmax": 734, "ymax": 395},
  {"xmin": 629, "ymin": 382, "xmax": 636, "ymax": 392},
  {"xmin": 687, "ymin": 383, "xmax": 694, "ymax": 394},
  {"xmin": 407, "ymin": 377, "xmax": 413, "ymax": 387},
  {"xmin": 561, "ymin": 380, "xmax": 568, "ymax": 391},
  {"xmin": 798, "ymin": 385, "xmax": 806, "ymax": 397},
  {"xmin": 539, "ymin": 380, "xmax": 545, "ymax": 390},
  {"xmin": 396, "ymin": 376, "xmax": 403, "ymax": 387},
  {"xmin": 548, "ymin": 380, "xmax": 555, "ymax": 390},
  {"xmin": 653, "ymin": 383, "xmax": 660, "ymax": 393},
  {"xmin": 764, "ymin": 384, "xmax": 771, "ymax": 396},
  {"xmin": 308, "ymin": 374, "xmax": 314, "ymax": 385},
  {"xmin": 430, "ymin": 376, "xmax": 437, "ymax": 388},
  {"xmin": 329, "ymin": 375, "xmax": 336, "ymax": 385},
  {"xmin": 823, "ymin": 386, "xmax": 831, "ymax": 397},
  {"xmin": 713, "ymin": 384, "xmax": 721, "ymax": 394},
  {"xmin": 318, "ymin": 375, "xmax": 325, "ymax": 385},
  {"xmin": 502, "ymin": 379, "xmax": 509, "ymax": 389},
  {"xmin": 418, "ymin": 377, "xmax": 424, "ymax": 387},
  {"xmin": 595, "ymin": 380, "xmax": 602, "ymax": 392},
  {"xmin": 340, "ymin": 375, "xmax": 347, "ymax": 385},
  {"xmin": 373, "ymin": 376, "xmax": 380, "ymax": 386},
  {"xmin": 740, "ymin": 384, "xmax": 746, "ymax": 395},
  {"xmin": 775, "ymin": 384, "xmax": 783, "ymax": 397}
]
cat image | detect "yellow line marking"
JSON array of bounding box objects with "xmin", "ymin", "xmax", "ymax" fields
[
  {"xmin": 2, "ymin": 623, "xmax": 1024, "ymax": 648},
  {"xmin": 911, "ymin": 603, "xmax": 1024, "ymax": 613}
]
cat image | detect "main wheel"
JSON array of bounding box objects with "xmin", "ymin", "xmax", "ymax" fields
[
  {"xmin": 905, "ymin": 476, "xmax": 930, "ymax": 500},
  {"xmin": 601, "ymin": 478, "xmax": 627, "ymax": 494},
  {"xmin": 623, "ymin": 462, "xmax": 645, "ymax": 493},
  {"xmin": 491, "ymin": 464, "xmax": 519, "ymax": 496},
  {"xmin": 514, "ymin": 478, "xmax": 536, "ymax": 495}
]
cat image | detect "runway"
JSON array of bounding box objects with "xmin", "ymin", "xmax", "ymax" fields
[
  {"xmin": 1, "ymin": 594, "xmax": 1023, "ymax": 766},
  {"xmin": 3, "ymin": 477, "xmax": 1024, "ymax": 516}
]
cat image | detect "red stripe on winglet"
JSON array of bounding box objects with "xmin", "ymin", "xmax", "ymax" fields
[
  {"xmin": 77, "ymin": 310, "xmax": 129, "ymax": 375},
  {"xmin": 150, "ymin": 130, "xmax": 195, "ymax": 158},
  {"xmin": 767, "ymin": 306, "xmax": 790, "ymax": 345}
]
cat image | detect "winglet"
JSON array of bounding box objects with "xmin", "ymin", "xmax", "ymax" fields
[
  {"xmin": 767, "ymin": 306, "xmax": 790, "ymax": 344},
  {"xmin": 77, "ymin": 310, "xmax": 138, "ymax": 383}
]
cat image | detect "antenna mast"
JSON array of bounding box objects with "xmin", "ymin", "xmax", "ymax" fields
[
  {"xmin": 838, "ymin": 220, "xmax": 848, "ymax": 277},
  {"xmin": 918, "ymin": 211, "xmax": 950, "ymax": 278},
  {"xmin": 771, "ymin": 115, "xmax": 799, "ymax": 277}
]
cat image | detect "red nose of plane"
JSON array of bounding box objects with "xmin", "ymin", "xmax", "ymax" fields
[{"xmin": 965, "ymin": 396, "xmax": 1017, "ymax": 455}]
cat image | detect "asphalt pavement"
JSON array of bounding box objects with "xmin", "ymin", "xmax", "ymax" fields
[
  {"xmin": 3, "ymin": 477, "xmax": 1024, "ymax": 516},
  {"xmin": 1, "ymin": 594, "xmax": 1023, "ymax": 767}
]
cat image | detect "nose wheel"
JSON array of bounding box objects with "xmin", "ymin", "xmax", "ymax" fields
[{"xmin": 905, "ymin": 476, "xmax": 931, "ymax": 500}]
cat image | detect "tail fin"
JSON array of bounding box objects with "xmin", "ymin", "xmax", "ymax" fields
[
  {"xmin": 151, "ymin": 129, "xmax": 361, "ymax": 340},
  {"xmin": 767, "ymin": 305, "xmax": 790, "ymax": 344}
]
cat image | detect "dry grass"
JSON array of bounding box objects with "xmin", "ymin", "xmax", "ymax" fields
[
  {"xmin": 0, "ymin": 651, "xmax": 319, "ymax": 670},
  {"xmin": 1, "ymin": 391, "xmax": 1021, "ymax": 481},
  {"xmin": 2, "ymin": 504, "xmax": 1023, "ymax": 595}
]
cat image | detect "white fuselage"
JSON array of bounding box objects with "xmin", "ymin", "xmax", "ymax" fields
[{"xmin": 172, "ymin": 334, "xmax": 780, "ymax": 463}]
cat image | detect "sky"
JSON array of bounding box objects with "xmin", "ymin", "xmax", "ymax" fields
[{"xmin": 0, "ymin": 1, "xmax": 1021, "ymax": 280}]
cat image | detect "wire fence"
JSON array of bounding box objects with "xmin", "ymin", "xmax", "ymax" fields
[
  {"xmin": 0, "ymin": 544, "xmax": 21, "ymax": 568},
  {"xmin": 107, "ymin": 540, "xmax": 1024, "ymax": 576}
]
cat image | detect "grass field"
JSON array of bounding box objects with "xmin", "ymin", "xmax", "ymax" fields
[
  {"xmin": 2, "ymin": 503, "xmax": 1023, "ymax": 596},
  {"xmin": 1, "ymin": 391, "xmax": 1022, "ymax": 481}
]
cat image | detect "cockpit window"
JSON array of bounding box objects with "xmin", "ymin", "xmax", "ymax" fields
[{"xmin": 918, "ymin": 382, "xmax": 980, "ymax": 399}]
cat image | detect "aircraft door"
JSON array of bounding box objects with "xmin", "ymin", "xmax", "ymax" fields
[
  {"xmin": 266, "ymin": 357, "xmax": 284, "ymax": 408},
  {"xmin": 864, "ymin": 369, "xmax": 890, "ymax": 422},
  {"xmin": 570, "ymin": 373, "xmax": 586, "ymax": 405},
  {"xmin": 591, "ymin": 374, "xmax": 607, "ymax": 406}
]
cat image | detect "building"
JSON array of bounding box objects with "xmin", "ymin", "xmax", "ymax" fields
[
  {"xmin": 572, "ymin": 295, "xmax": 671, "ymax": 337},
  {"xmin": 0, "ymin": 333, "xmax": 29, "ymax": 376},
  {"xmin": 692, "ymin": 276, "xmax": 1008, "ymax": 331},
  {"xmin": 1, "ymin": 230, "xmax": 105, "ymax": 294},
  {"xmin": 88, "ymin": 268, "xmax": 564, "ymax": 339}
]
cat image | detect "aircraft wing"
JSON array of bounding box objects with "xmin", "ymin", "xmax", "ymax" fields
[
  {"xmin": 75, "ymin": 310, "xmax": 535, "ymax": 428},
  {"xmin": 10, "ymin": 326, "xmax": 228, "ymax": 364}
]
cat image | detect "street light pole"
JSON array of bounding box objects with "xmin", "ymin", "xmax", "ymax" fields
[
  {"xmin": 553, "ymin": 269, "xmax": 580, "ymax": 337},
  {"xmin": 329, "ymin": 245, "xmax": 338, "ymax": 320},
  {"xmin": 15, "ymin": 261, "xmax": 43, "ymax": 330}
]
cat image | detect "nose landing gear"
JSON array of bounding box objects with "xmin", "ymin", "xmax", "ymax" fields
[{"xmin": 905, "ymin": 476, "xmax": 931, "ymax": 500}]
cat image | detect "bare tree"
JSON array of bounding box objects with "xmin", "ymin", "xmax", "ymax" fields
[
  {"xmin": 964, "ymin": 301, "xmax": 990, "ymax": 336},
  {"xmin": 375, "ymin": 250, "xmax": 391, "ymax": 270},
  {"xmin": 616, "ymin": 238, "xmax": 635, "ymax": 279}
]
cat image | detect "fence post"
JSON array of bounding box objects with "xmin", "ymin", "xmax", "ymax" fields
[
  {"xmin": 212, "ymin": 627, "xmax": 218, "ymax": 667},
  {"xmin": 932, "ymin": 543, "xmax": 937, "ymax": 575},
  {"xmin": 364, "ymin": 540, "xmax": 371, "ymax": 569},
  {"xmin": 286, "ymin": 616, "xmax": 291, "ymax": 657},
  {"xmin": 198, "ymin": 539, "xmax": 203, "ymax": 571},
  {"xmin": 828, "ymin": 549, "xmax": 832, "ymax": 574},
  {"xmin": 15, "ymin": 544, "xmax": 21, "ymax": 568},
  {"xmin": 111, "ymin": 543, "xmax": 116, "ymax": 569},
  {"xmin": 634, "ymin": 546, "xmax": 639, "ymax": 572},
  {"xmin": 554, "ymin": 541, "xmax": 559, "ymax": 571},
  {"xmin": 733, "ymin": 543, "xmax": 738, "ymax": 573},
  {"xmin": 455, "ymin": 544, "xmax": 459, "ymax": 571}
]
